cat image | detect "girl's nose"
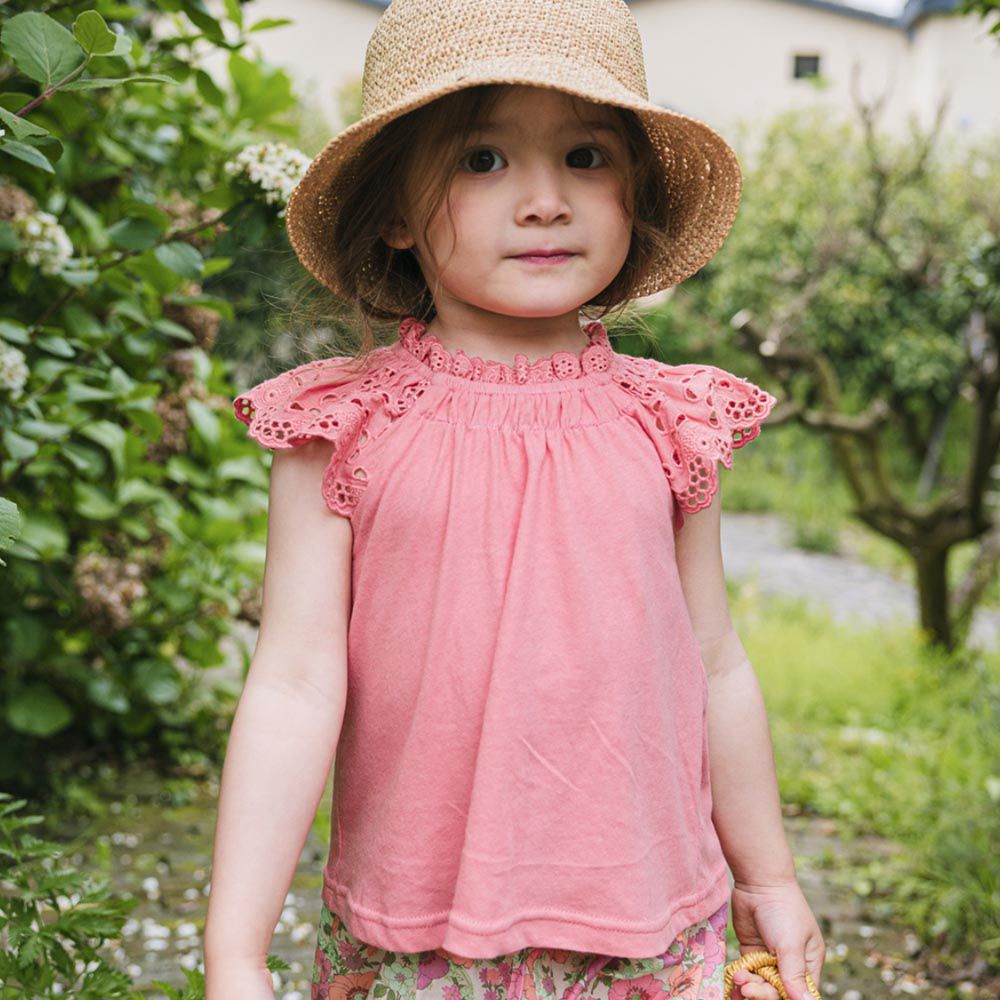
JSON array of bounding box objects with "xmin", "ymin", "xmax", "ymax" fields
[{"xmin": 515, "ymin": 164, "xmax": 572, "ymax": 224}]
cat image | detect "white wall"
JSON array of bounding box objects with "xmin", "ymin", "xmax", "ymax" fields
[{"xmin": 195, "ymin": 0, "xmax": 1000, "ymax": 159}]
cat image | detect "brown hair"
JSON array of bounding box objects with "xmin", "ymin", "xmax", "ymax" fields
[{"xmin": 282, "ymin": 84, "xmax": 671, "ymax": 365}]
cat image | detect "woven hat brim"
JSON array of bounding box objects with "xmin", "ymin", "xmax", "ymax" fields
[{"xmin": 285, "ymin": 61, "xmax": 743, "ymax": 305}]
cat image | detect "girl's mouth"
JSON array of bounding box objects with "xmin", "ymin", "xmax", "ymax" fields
[{"xmin": 513, "ymin": 253, "xmax": 576, "ymax": 265}]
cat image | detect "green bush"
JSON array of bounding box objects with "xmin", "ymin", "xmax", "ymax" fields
[{"xmin": 0, "ymin": 2, "xmax": 309, "ymax": 796}]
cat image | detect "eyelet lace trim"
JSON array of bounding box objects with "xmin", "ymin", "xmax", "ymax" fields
[
  {"xmin": 612, "ymin": 354, "xmax": 778, "ymax": 514},
  {"xmin": 397, "ymin": 316, "xmax": 614, "ymax": 384},
  {"xmin": 233, "ymin": 347, "xmax": 431, "ymax": 516}
]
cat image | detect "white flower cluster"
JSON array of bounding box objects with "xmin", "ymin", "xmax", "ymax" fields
[
  {"xmin": 0, "ymin": 342, "xmax": 28, "ymax": 399},
  {"xmin": 15, "ymin": 209, "xmax": 74, "ymax": 275},
  {"xmin": 223, "ymin": 141, "xmax": 311, "ymax": 218}
]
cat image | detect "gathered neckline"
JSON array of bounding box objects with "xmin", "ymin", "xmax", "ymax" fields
[{"xmin": 396, "ymin": 316, "xmax": 615, "ymax": 387}]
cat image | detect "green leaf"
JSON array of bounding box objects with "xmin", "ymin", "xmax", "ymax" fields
[
  {"xmin": 61, "ymin": 441, "xmax": 106, "ymax": 477},
  {"xmin": 116, "ymin": 197, "xmax": 172, "ymax": 227},
  {"xmin": 167, "ymin": 290, "xmax": 234, "ymax": 321},
  {"xmin": 181, "ymin": 628, "xmax": 226, "ymax": 667},
  {"xmin": 150, "ymin": 318, "xmax": 195, "ymax": 344},
  {"xmin": 73, "ymin": 481, "xmax": 120, "ymax": 520},
  {"xmin": 66, "ymin": 197, "xmax": 108, "ymax": 252},
  {"xmin": 95, "ymin": 129, "xmax": 134, "ymax": 167},
  {"xmin": 0, "ymin": 105, "xmax": 50, "ymax": 141},
  {"xmin": 165, "ymin": 454, "xmax": 211, "ymax": 487},
  {"xmin": 118, "ymin": 479, "xmax": 169, "ymax": 506},
  {"xmin": 0, "ymin": 220, "xmax": 17, "ymax": 251},
  {"xmin": 87, "ymin": 675, "xmax": 130, "ymax": 714},
  {"xmin": 0, "ymin": 12, "xmax": 86, "ymax": 88},
  {"xmin": 3, "ymin": 428, "xmax": 38, "ymax": 461},
  {"xmin": 107, "ymin": 216, "xmax": 162, "ymax": 250},
  {"xmin": 186, "ymin": 397, "xmax": 219, "ymax": 447},
  {"xmin": 65, "ymin": 382, "xmax": 117, "ymax": 403},
  {"xmin": 0, "ymin": 139, "xmax": 55, "ymax": 174},
  {"xmin": 6, "ymin": 685, "xmax": 73, "ymax": 737},
  {"xmin": 0, "ymin": 319, "xmax": 29, "ymax": 345},
  {"xmin": 187, "ymin": 119, "xmax": 231, "ymax": 151},
  {"xmin": 153, "ymin": 240, "xmax": 203, "ymax": 279},
  {"xmin": 78, "ymin": 421, "xmax": 127, "ymax": 476},
  {"xmin": 228, "ymin": 51, "xmax": 296, "ymax": 122},
  {"xmin": 203, "ymin": 256, "xmax": 233, "ymax": 279},
  {"xmin": 217, "ymin": 456, "xmax": 268, "ymax": 483},
  {"xmin": 0, "ymin": 497, "xmax": 21, "ymax": 551},
  {"xmin": 195, "ymin": 68, "xmax": 225, "ymax": 109},
  {"xmin": 59, "ymin": 73, "xmax": 175, "ymax": 91},
  {"xmin": 133, "ymin": 659, "xmax": 181, "ymax": 705},
  {"xmin": 18, "ymin": 510, "xmax": 67, "ymax": 559},
  {"xmin": 0, "ymin": 91, "xmax": 37, "ymax": 112},
  {"xmin": 18, "ymin": 419, "xmax": 71, "ymax": 440},
  {"xmin": 35, "ymin": 334, "xmax": 75, "ymax": 357},
  {"xmin": 248, "ymin": 18, "xmax": 294, "ymax": 32},
  {"xmin": 181, "ymin": 0, "xmax": 226, "ymax": 44},
  {"xmin": 59, "ymin": 265, "xmax": 100, "ymax": 287},
  {"xmin": 224, "ymin": 0, "xmax": 244, "ymax": 29},
  {"xmin": 110, "ymin": 297, "xmax": 148, "ymax": 326},
  {"xmin": 3, "ymin": 615, "xmax": 46, "ymax": 662},
  {"xmin": 73, "ymin": 10, "xmax": 119, "ymax": 56},
  {"xmin": 62, "ymin": 302, "xmax": 107, "ymax": 345}
]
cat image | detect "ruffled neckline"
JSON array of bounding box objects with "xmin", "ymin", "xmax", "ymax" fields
[{"xmin": 396, "ymin": 316, "xmax": 614, "ymax": 385}]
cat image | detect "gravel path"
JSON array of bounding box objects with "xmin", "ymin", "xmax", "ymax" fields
[{"xmin": 721, "ymin": 512, "xmax": 999, "ymax": 653}]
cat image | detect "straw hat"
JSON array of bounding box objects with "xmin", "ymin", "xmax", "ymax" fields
[{"xmin": 285, "ymin": 0, "xmax": 743, "ymax": 307}]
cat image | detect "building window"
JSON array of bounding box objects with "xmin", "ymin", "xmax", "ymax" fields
[{"xmin": 793, "ymin": 54, "xmax": 820, "ymax": 78}]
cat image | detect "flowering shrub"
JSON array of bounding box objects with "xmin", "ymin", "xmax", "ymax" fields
[
  {"xmin": 223, "ymin": 141, "xmax": 311, "ymax": 218},
  {"xmin": 0, "ymin": 1, "xmax": 313, "ymax": 795}
]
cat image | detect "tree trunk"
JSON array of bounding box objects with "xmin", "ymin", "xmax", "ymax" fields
[{"xmin": 914, "ymin": 545, "xmax": 953, "ymax": 650}]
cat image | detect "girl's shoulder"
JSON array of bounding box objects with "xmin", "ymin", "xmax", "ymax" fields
[
  {"xmin": 610, "ymin": 352, "xmax": 779, "ymax": 515},
  {"xmin": 231, "ymin": 345, "xmax": 426, "ymax": 516}
]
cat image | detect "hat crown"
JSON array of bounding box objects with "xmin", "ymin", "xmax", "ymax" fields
[{"xmin": 361, "ymin": 0, "xmax": 648, "ymax": 119}]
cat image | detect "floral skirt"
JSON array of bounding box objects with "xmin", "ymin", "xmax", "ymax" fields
[{"xmin": 310, "ymin": 899, "xmax": 729, "ymax": 1000}]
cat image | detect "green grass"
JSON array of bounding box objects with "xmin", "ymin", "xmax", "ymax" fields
[{"xmin": 729, "ymin": 581, "xmax": 1000, "ymax": 971}]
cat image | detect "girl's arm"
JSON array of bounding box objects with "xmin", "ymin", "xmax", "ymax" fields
[
  {"xmin": 674, "ymin": 488, "xmax": 826, "ymax": 1000},
  {"xmin": 673, "ymin": 488, "xmax": 797, "ymax": 885},
  {"xmin": 203, "ymin": 441, "xmax": 353, "ymax": 997}
]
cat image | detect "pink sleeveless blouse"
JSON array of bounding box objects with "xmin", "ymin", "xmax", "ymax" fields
[{"xmin": 233, "ymin": 316, "xmax": 777, "ymax": 959}]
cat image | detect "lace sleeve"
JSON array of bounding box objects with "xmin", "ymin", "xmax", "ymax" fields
[
  {"xmin": 233, "ymin": 349, "xmax": 429, "ymax": 517},
  {"xmin": 613, "ymin": 355, "xmax": 777, "ymax": 523}
]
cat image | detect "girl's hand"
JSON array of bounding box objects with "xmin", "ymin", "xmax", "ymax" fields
[
  {"xmin": 204, "ymin": 957, "xmax": 276, "ymax": 1000},
  {"xmin": 729, "ymin": 879, "xmax": 825, "ymax": 1000}
]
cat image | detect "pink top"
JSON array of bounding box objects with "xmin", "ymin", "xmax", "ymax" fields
[{"xmin": 233, "ymin": 315, "xmax": 777, "ymax": 959}]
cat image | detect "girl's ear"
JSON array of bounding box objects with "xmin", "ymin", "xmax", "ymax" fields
[{"xmin": 381, "ymin": 215, "xmax": 416, "ymax": 251}]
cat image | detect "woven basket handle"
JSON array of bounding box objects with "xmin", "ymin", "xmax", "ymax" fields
[{"xmin": 724, "ymin": 950, "xmax": 822, "ymax": 1000}]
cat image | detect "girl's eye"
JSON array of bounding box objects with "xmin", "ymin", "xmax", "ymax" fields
[
  {"xmin": 567, "ymin": 145, "xmax": 608, "ymax": 169},
  {"xmin": 460, "ymin": 145, "xmax": 609, "ymax": 174},
  {"xmin": 462, "ymin": 148, "xmax": 506, "ymax": 174}
]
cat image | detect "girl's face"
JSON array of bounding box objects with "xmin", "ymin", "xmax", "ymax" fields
[{"xmin": 384, "ymin": 86, "xmax": 634, "ymax": 325}]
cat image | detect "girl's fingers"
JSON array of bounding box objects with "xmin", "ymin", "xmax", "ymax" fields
[
  {"xmin": 737, "ymin": 985, "xmax": 782, "ymax": 1000},
  {"xmin": 733, "ymin": 970, "xmax": 782, "ymax": 1000}
]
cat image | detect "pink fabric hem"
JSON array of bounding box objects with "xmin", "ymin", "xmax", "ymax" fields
[{"xmin": 320, "ymin": 864, "xmax": 732, "ymax": 959}]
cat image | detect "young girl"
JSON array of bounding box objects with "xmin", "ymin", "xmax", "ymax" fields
[{"xmin": 203, "ymin": 2, "xmax": 826, "ymax": 1000}]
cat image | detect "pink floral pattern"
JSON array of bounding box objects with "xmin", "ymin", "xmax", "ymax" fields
[{"xmin": 311, "ymin": 899, "xmax": 729, "ymax": 1000}]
